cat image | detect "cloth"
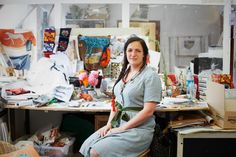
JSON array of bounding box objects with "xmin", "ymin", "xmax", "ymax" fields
[
  {"xmin": 26, "ymin": 57, "xmax": 69, "ymax": 96},
  {"xmin": 57, "ymin": 28, "xmax": 71, "ymax": 52},
  {"xmin": 9, "ymin": 54, "xmax": 30, "ymax": 70},
  {"xmin": 79, "ymin": 66, "xmax": 162, "ymax": 157},
  {"xmin": 0, "ymin": 29, "xmax": 36, "ymax": 57},
  {"xmin": 43, "ymin": 27, "xmax": 56, "ymax": 55}
]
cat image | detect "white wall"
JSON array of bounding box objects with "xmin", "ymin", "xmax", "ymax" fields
[
  {"xmin": 0, "ymin": 4, "xmax": 29, "ymax": 28},
  {"xmin": 147, "ymin": 5, "xmax": 222, "ymax": 72},
  {"xmin": 106, "ymin": 4, "xmax": 122, "ymax": 27},
  {"xmin": 0, "ymin": 4, "xmax": 38, "ymax": 62},
  {"xmin": 0, "ymin": 4, "xmax": 37, "ymax": 31}
]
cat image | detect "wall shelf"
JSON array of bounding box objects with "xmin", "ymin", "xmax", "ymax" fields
[{"xmin": 65, "ymin": 19, "xmax": 105, "ymax": 28}]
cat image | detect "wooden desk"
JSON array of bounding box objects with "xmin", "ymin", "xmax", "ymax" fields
[
  {"xmin": 4, "ymin": 102, "xmax": 110, "ymax": 140},
  {"xmin": 4, "ymin": 100, "xmax": 209, "ymax": 112},
  {"xmin": 5, "ymin": 104, "xmax": 111, "ymax": 112},
  {"xmin": 4, "ymin": 100, "xmax": 209, "ymax": 140}
]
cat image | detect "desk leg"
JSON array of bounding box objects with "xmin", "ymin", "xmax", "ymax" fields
[
  {"xmin": 7, "ymin": 109, "xmax": 16, "ymax": 141},
  {"xmin": 177, "ymin": 132, "xmax": 183, "ymax": 157},
  {"xmin": 7, "ymin": 109, "xmax": 30, "ymax": 141},
  {"xmin": 25, "ymin": 110, "xmax": 30, "ymax": 134}
]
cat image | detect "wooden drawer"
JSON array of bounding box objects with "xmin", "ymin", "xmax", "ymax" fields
[{"xmin": 95, "ymin": 115, "xmax": 109, "ymax": 131}]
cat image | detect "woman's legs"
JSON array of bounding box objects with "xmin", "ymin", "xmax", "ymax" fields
[{"xmin": 90, "ymin": 148, "xmax": 101, "ymax": 157}]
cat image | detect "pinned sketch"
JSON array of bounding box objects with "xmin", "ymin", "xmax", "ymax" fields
[
  {"xmin": 177, "ymin": 36, "xmax": 202, "ymax": 56},
  {"xmin": 194, "ymin": 57, "xmax": 223, "ymax": 76}
]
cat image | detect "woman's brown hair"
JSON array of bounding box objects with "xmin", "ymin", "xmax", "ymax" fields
[{"xmin": 112, "ymin": 36, "xmax": 149, "ymax": 94}]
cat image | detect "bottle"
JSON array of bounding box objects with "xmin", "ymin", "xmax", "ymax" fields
[{"xmin": 186, "ymin": 67, "xmax": 194, "ymax": 99}]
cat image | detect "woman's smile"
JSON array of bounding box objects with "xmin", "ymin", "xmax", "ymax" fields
[{"xmin": 126, "ymin": 41, "xmax": 144, "ymax": 67}]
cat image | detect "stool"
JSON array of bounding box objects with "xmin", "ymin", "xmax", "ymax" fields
[{"xmin": 137, "ymin": 149, "xmax": 150, "ymax": 157}]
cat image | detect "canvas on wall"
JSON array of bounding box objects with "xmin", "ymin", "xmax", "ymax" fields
[
  {"xmin": 118, "ymin": 20, "xmax": 160, "ymax": 51},
  {"xmin": 177, "ymin": 36, "xmax": 202, "ymax": 56}
]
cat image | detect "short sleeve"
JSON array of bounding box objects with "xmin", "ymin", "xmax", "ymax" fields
[{"xmin": 144, "ymin": 73, "xmax": 162, "ymax": 103}]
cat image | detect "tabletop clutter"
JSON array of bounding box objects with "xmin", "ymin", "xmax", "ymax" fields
[{"xmin": 0, "ymin": 64, "xmax": 115, "ymax": 108}]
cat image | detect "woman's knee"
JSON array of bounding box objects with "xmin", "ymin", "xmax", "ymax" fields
[{"xmin": 90, "ymin": 148, "xmax": 100, "ymax": 157}]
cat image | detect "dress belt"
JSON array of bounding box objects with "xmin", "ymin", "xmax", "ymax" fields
[{"xmin": 111, "ymin": 101, "xmax": 143, "ymax": 128}]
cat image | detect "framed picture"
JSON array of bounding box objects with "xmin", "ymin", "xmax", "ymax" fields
[
  {"xmin": 177, "ymin": 36, "xmax": 202, "ymax": 56},
  {"xmin": 117, "ymin": 20, "xmax": 160, "ymax": 51}
]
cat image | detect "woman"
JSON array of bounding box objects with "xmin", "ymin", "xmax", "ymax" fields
[{"xmin": 80, "ymin": 36, "xmax": 162, "ymax": 157}]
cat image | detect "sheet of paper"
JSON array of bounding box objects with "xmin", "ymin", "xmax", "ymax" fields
[
  {"xmin": 148, "ymin": 50, "xmax": 160, "ymax": 70},
  {"xmin": 161, "ymin": 97, "xmax": 190, "ymax": 106}
]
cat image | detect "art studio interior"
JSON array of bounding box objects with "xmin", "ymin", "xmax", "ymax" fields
[{"xmin": 0, "ymin": 0, "xmax": 236, "ymax": 157}]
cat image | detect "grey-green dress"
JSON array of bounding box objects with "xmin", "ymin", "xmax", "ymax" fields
[{"xmin": 79, "ymin": 66, "xmax": 162, "ymax": 157}]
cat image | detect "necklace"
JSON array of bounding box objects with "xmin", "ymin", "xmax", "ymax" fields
[
  {"xmin": 119, "ymin": 65, "xmax": 146, "ymax": 105},
  {"xmin": 123, "ymin": 70, "xmax": 140, "ymax": 84},
  {"xmin": 120, "ymin": 65, "xmax": 146, "ymax": 94}
]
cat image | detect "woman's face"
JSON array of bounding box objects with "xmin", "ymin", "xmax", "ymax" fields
[{"xmin": 126, "ymin": 41, "xmax": 144, "ymax": 67}]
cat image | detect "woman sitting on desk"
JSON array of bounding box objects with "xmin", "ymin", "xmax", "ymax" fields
[{"xmin": 80, "ymin": 36, "xmax": 162, "ymax": 157}]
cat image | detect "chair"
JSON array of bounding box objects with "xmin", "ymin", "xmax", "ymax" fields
[{"xmin": 137, "ymin": 149, "xmax": 150, "ymax": 157}]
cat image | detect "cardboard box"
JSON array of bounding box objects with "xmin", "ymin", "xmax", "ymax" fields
[
  {"xmin": 206, "ymin": 81, "xmax": 236, "ymax": 129},
  {"xmin": 34, "ymin": 137, "xmax": 75, "ymax": 157},
  {"xmin": 0, "ymin": 141, "xmax": 40, "ymax": 157}
]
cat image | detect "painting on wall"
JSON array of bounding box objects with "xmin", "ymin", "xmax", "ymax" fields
[
  {"xmin": 177, "ymin": 36, "xmax": 203, "ymax": 56},
  {"xmin": 117, "ymin": 20, "xmax": 160, "ymax": 51}
]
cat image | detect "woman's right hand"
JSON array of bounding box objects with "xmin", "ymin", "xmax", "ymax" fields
[{"xmin": 99, "ymin": 123, "xmax": 112, "ymax": 137}]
